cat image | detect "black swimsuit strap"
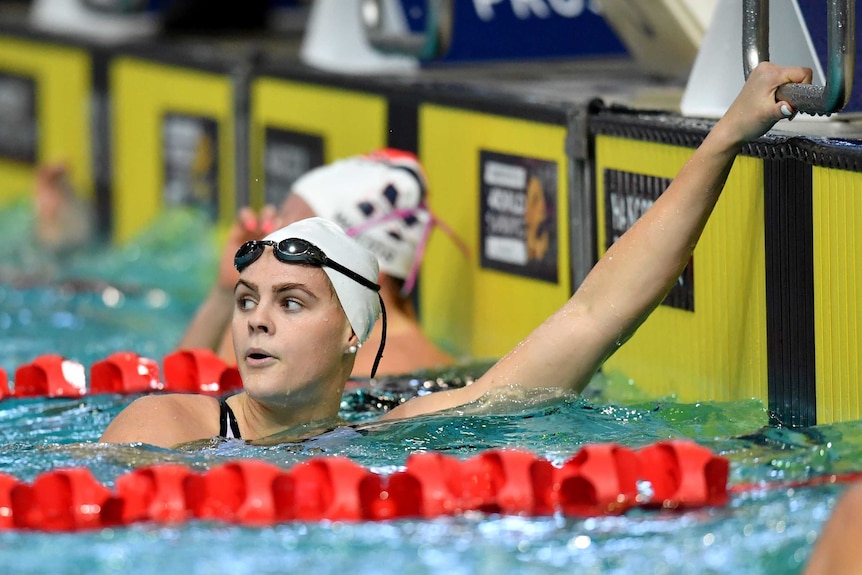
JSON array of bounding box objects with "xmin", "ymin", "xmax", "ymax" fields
[{"xmin": 218, "ymin": 398, "xmax": 242, "ymax": 439}]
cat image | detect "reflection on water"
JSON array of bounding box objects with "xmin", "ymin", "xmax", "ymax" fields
[{"xmin": 0, "ymin": 200, "xmax": 854, "ymax": 575}]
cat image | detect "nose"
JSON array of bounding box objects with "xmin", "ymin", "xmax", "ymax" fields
[{"xmin": 246, "ymin": 304, "xmax": 274, "ymax": 336}]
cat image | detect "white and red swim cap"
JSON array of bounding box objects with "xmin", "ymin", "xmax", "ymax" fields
[{"xmin": 291, "ymin": 149, "xmax": 431, "ymax": 283}]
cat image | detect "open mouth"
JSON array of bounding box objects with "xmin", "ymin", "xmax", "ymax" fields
[{"xmin": 246, "ymin": 349, "xmax": 274, "ymax": 362}]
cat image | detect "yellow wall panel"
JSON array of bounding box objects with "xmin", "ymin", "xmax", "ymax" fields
[
  {"xmin": 111, "ymin": 57, "xmax": 234, "ymax": 242},
  {"xmin": 596, "ymin": 136, "xmax": 768, "ymax": 403},
  {"xmin": 419, "ymin": 104, "xmax": 570, "ymax": 360},
  {"xmin": 0, "ymin": 37, "xmax": 92, "ymax": 202},
  {"xmin": 249, "ymin": 78, "xmax": 387, "ymax": 207},
  {"xmin": 814, "ymin": 167, "xmax": 862, "ymax": 423}
]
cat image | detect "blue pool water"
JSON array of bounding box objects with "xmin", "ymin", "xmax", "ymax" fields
[{"xmin": 0, "ymin": 200, "xmax": 857, "ymax": 574}]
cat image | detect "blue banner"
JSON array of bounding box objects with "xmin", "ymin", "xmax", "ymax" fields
[{"xmin": 400, "ymin": 0, "xmax": 627, "ymax": 63}]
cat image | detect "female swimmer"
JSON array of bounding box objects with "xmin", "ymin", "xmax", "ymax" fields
[{"xmin": 100, "ymin": 62, "xmax": 811, "ymax": 448}]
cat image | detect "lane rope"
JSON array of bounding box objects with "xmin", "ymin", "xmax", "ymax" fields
[{"xmin": 0, "ymin": 440, "xmax": 729, "ymax": 531}]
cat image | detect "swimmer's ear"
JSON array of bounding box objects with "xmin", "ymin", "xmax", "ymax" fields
[{"xmin": 346, "ymin": 332, "xmax": 360, "ymax": 354}]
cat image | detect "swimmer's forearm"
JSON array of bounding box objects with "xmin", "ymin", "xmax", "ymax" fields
[
  {"xmin": 556, "ymin": 64, "xmax": 807, "ymax": 374},
  {"xmin": 392, "ymin": 64, "xmax": 812, "ymax": 420},
  {"xmin": 467, "ymin": 79, "xmax": 783, "ymax": 396},
  {"xmin": 568, "ymin": 122, "xmax": 741, "ymax": 348},
  {"xmin": 389, "ymin": 126, "xmax": 748, "ymax": 419}
]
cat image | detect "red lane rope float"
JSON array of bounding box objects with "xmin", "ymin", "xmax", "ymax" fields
[
  {"xmin": 3, "ymin": 349, "xmax": 242, "ymax": 400},
  {"xmin": 90, "ymin": 352, "xmax": 163, "ymax": 395},
  {"xmin": 10, "ymin": 468, "xmax": 111, "ymax": 531},
  {"xmin": 13, "ymin": 354, "xmax": 87, "ymax": 398},
  {"xmin": 0, "ymin": 440, "xmax": 732, "ymax": 532},
  {"xmin": 0, "ymin": 473, "xmax": 20, "ymax": 529},
  {"xmin": 188, "ymin": 459, "xmax": 284, "ymax": 525},
  {"xmin": 0, "ymin": 368, "xmax": 9, "ymax": 400},
  {"xmin": 638, "ymin": 441, "xmax": 730, "ymax": 508},
  {"xmin": 162, "ymin": 349, "xmax": 242, "ymax": 395},
  {"xmin": 557, "ymin": 443, "xmax": 640, "ymax": 515}
]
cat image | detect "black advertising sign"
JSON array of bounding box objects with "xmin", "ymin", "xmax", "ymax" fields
[
  {"xmin": 479, "ymin": 150, "xmax": 558, "ymax": 284},
  {"xmin": 162, "ymin": 112, "xmax": 219, "ymax": 218},
  {"xmin": 0, "ymin": 72, "xmax": 37, "ymax": 163},
  {"xmin": 263, "ymin": 127, "xmax": 324, "ymax": 206},
  {"xmin": 604, "ymin": 168, "xmax": 694, "ymax": 311}
]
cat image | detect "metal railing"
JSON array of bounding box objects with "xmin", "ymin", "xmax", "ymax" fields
[
  {"xmin": 743, "ymin": 0, "xmax": 856, "ymax": 115},
  {"xmin": 359, "ymin": 0, "xmax": 453, "ymax": 59}
]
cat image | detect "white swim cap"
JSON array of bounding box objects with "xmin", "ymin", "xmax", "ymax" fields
[
  {"xmin": 262, "ymin": 217, "xmax": 381, "ymax": 343},
  {"xmin": 291, "ymin": 149, "xmax": 431, "ymax": 282}
]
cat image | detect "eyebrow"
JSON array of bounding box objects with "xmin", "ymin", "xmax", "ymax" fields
[
  {"xmin": 235, "ymin": 279, "xmax": 318, "ymax": 300},
  {"xmin": 235, "ymin": 278, "xmax": 256, "ymax": 293}
]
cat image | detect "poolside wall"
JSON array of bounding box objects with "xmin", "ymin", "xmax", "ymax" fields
[
  {"xmin": 592, "ymin": 115, "xmax": 862, "ymax": 427},
  {"xmin": 0, "ymin": 31, "xmax": 93, "ymax": 205},
  {"xmin": 0, "ymin": 25, "xmax": 858, "ymax": 427}
]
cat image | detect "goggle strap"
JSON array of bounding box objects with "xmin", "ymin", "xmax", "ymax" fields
[
  {"xmin": 401, "ymin": 208, "xmax": 471, "ymax": 296},
  {"xmin": 322, "ymin": 257, "xmax": 381, "ymax": 292},
  {"xmin": 401, "ymin": 219, "xmax": 432, "ymax": 295},
  {"xmin": 345, "ymin": 206, "xmax": 422, "ymax": 238},
  {"xmin": 369, "ymin": 293, "xmax": 387, "ymax": 379}
]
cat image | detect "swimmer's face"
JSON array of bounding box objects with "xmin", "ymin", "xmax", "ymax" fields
[{"xmin": 231, "ymin": 248, "xmax": 356, "ymax": 412}]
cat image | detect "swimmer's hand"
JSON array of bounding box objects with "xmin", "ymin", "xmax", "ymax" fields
[
  {"xmin": 34, "ymin": 162, "xmax": 95, "ymax": 253},
  {"xmin": 720, "ymin": 62, "xmax": 812, "ymax": 144}
]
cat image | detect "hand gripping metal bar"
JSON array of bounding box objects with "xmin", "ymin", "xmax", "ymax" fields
[{"xmin": 743, "ymin": 0, "xmax": 856, "ymax": 115}]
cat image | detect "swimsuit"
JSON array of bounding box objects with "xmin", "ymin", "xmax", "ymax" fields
[
  {"xmin": 219, "ymin": 398, "xmax": 242, "ymax": 439},
  {"xmin": 217, "ymin": 399, "xmax": 368, "ymax": 443}
]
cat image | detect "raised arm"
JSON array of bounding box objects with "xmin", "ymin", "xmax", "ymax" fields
[{"xmin": 385, "ymin": 62, "xmax": 813, "ymax": 420}]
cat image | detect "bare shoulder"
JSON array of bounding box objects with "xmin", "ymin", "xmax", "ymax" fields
[{"xmin": 99, "ymin": 394, "xmax": 221, "ymax": 448}]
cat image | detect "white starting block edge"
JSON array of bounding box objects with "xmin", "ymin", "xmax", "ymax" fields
[
  {"xmin": 29, "ymin": 0, "xmax": 160, "ymax": 43},
  {"xmin": 300, "ymin": 0, "xmax": 420, "ymax": 76}
]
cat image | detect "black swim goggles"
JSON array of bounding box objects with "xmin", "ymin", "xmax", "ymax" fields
[{"xmin": 234, "ymin": 237, "xmax": 387, "ymax": 378}]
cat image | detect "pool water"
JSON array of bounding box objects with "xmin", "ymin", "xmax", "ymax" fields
[{"xmin": 0, "ymin": 201, "xmax": 856, "ymax": 574}]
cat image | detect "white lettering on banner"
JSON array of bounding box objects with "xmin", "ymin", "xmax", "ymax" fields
[
  {"xmin": 511, "ymin": 0, "xmax": 551, "ymax": 18},
  {"xmin": 266, "ymin": 144, "xmax": 310, "ymax": 181},
  {"xmin": 609, "ymin": 191, "xmax": 653, "ymax": 240},
  {"xmin": 0, "ymin": 80, "xmax": 29, "ymax": 116},
  {"xmin": 485, "ymin": 211, "xmax": 524, "ymax": 236},
  {"xmin": 546, "ymin": 0, "xmax": 587, "ymax": 17},
  {"xmin": 473, "ymin": 0, "xmax": 598, "ymax": 21},
  {"xmin": 609, "ymin": 192, "xmax": 627, "ymax": 232},
  {"xmin": 486, "ymin": 235, "xmax": 527, "ymax": 265},
  {"xmin": 487, "ymin": 187, "xmax": 526, "ymax": 215},
  {"xmin": 484, "ymin": 160, "xmax": 527, "ymax": 188},
  {"xmin": 473, "ymin": 0, "xmax": 506, "ymax": 21},
  {"xmin": 164, "ymin": 117, "xmax": 205, "ymax": 165}
]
